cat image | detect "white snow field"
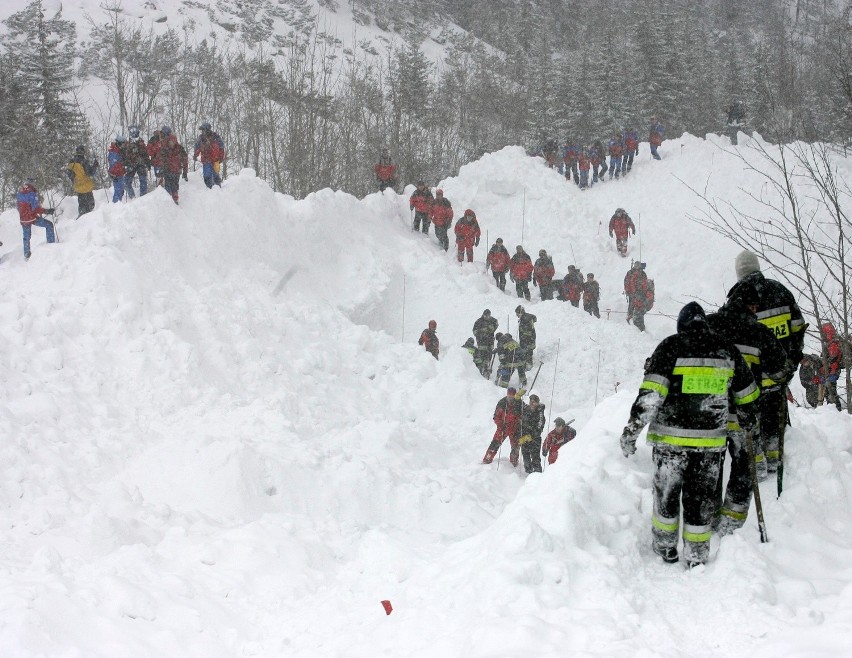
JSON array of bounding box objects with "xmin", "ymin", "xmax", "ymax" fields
[{"xmin": 1, "ymin": 134, "xmax": 851, "ymax": 657}]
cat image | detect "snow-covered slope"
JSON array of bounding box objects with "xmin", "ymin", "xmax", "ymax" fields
[{"xmin": 1, "ymin": 134, "xmax": 851, "ymax": 657}]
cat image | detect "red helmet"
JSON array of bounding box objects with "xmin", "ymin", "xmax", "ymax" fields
[
  {"xmin": 465, "ymin": 209, "xmax": 475, "ymax": 217},
  {"xmin": 436, "ymin": 189, "xmax": 444, "ymax": 196},
  {"xmin": 428, "ymin": 320, "xmax": 437, "ymax": 329}
]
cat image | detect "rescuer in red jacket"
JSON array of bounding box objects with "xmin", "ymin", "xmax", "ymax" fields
[
  {"xmin": 486, "ymin": 237, "xmax": 511, "ymax": 291},
  {"xmin": 510, "ymin": 246, "xmax": 534, "ymax": 301},
  {"xmin": 429, "ymin": 189, "xmax": 454, "ymax": 251},
  {"xmin": 609, "ymin": 208, "xmax": 636, "ymax": 257},
  {"xmin": 418, "ymin": 320, "xmax": 439, "ymax": 359},
  {"xmin": 482, "ymin": 387, "xmax": 524, "ymax": 467},
  {"xmin": 454, "ymin": 209, "xmax": 481, "ymax": 264}
]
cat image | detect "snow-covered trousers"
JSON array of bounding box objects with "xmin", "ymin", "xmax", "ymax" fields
[
  {"xmin": 413, "ymin": 210, "xmax": 430, "ymax": 233},
  {"xmin": 715, "ymin": 429, "xmax": 752, "ymax": 530},
  {"xmin": 434, "ymin": 225, "xmax": 450, "ymax": 251},
  {"xmin": 758, "ymin": 387, "xmax": 786, "ymax": 469},
  {"xmin": 579, "ymin": 169, "xmax": 589, "ymax": 188},
  {"xmin": 492, "ymin": 270, "xmax": 507, "ymax": 290},
  {"xmin": 563, "ymin": 160, "xmax": 578, "ymax": 182},
  {"xmin": 520, "ymin": 435, "xmax": 542, "ymax": 473},
  {"xmin": 622, "ymin": 151, "xmax": 635, "ymax": 171},
  {"xmin": 651, "ymin": 446, "xmax": 722, "ymax": 565},
  {"xmin": 609, "ymin": 156, "xmax": 622, "ymax": 178},
  {"xmin": 22, "ymin": 217, "xmax": 56, "ymax": 257}
]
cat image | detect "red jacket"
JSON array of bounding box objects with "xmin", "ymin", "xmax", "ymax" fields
[
  {"xmin": 534, "ymin": 256, "xmax": 555, "ymax": 287},
  {"xmin": 16, "ymin": 183, "xmax": 46, "ymax": 225},
  {"xmin": 821, "ymin": 323, "xmax": 843, "ymax": 376},
  {"xmin": 510, "ymin": 252, "xmax": 534, "ymax": 281},
  {"xmin": 194, "ymin": 131, "xmax": 225, "ymax": 163},
  {"xmin": 561, "ymin": 269, "xmax": 583, "ymax": 302},
  {"xmin": 494, "ymin": 396, "xmax": 523, "ymax": 439},
  {"xmin": 578, "ymin": 153, "xmax": 590, "ymax": 171},
  {"xmin": 609, "ymin": 212, "xmax": 636, "ymax": 240},
  {"xmin": 487, "ymin": 245, "xmax": 511, "ymax": 273},
  {"xmin": 454, "ymin": 215, "xmax": 480, "ymax": 248},
  {"xmin": 410, "ymin": 189, "xmax": 433, "ymax": 213},
  {"xmin": 158, "ymin": 135, "xmax": 188, "ymax": 175},
  {"xmin": 624, "ymin": 268, "xmax": 648, "ymax": 296},
  {"xmin": 542, "ymin": 425, "xmax": 576, "ymax": 462},
  {"xmin": 375, "ymin": 162, "xmax": 396, "ymax": 182},
  {"xmin": 418, "ymin": 328, "xmax": 439, "ymax": 358},
  {"xmin": 429, "ymin": 197, "xmax": 453, "ymax": 227},
  {"xmin": 107, "ymin": 142, "xmax": 126, "ymax": 177}
]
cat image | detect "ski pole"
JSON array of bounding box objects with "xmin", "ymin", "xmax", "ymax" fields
[
  {"xmin": 528, "ymin": 361, "xmax": 544, "ymax": 392},
  {"xmin": 745, "ymin": 428, "xmax": 769, "ymax": 543}
]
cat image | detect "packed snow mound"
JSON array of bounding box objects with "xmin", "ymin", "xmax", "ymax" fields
[{"xmin": 1, "ymin": 135, "xmax": 851, "ymax": 657}]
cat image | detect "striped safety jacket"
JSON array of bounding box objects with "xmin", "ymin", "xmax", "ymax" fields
[
  {"xmin": 626, "ymin": 323, "xmax": 759, "ymax": 451},
  {"xmin": 729, "ymin": 272, "xmax": 807, "ymax": 383}
]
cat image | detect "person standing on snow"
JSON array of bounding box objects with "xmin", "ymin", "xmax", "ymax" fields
[
  {"xmin": 542, "ymin": 417, "xmax": 576, "ymax": 465},
  {"xmin": 107, "ymin": 135, "xmax": 129, "ymax": 202},
  {"xmin": 123, "ymin": 125, "xmax": 151, "ymax": 197},
  {"xmin": 558, "ymin": 265, "xmax": 584, "ymax": 306},
  {"xmin": 493, "ymin": 332, "xmax": 527, "ymax": 388},
  {"xmin": 16, "ymin": 179, "xmax": 56, "ymax": 260},
  {"xmin": 375, "ymin": 148, "xmax": 397, "ymax": 191},
  {"xmin": 482, "ymin": 386, "xmax": 524, "ymax": 466},
  {"xmin": 607, "ymin": 132, "xmax": 624, "ymax": 180},
  {"xmin": 193, "ymin": 122, "xmax": 225, "ymax": 188},
  {"xmin": 454, "ymin": 208, "xmax": 480, "ymax": 263},
  {"xmin": 150, "ymin": 126, "xmax": 188, "ymax": 204},
  {"xmin": 624, "ymin": 261, "xmax": 651, "ymax": 331},
  {"xmin": 429, "ymin": 189, "xmax": 454, "ymax": 251},
  {"xmin": 577, "ymin": 147, "xmax": 591, "ymax": 189},
  {"xmin": 486, "ymin": 237, "xmax": 511, "ymax": 291},
  {"xmin": 66, "ymin": 145, "xmax": 98, "ymax": 217},
  {"xmin": 473, "ymin": 309, "xmax": 499, "ymax": 375},
  {"xmin": 562, "ymin": 139, "xmax": 580, "ymax": 184},
  {"xmin": 649, "ymin": 116, "xmax": 665, "ymax": 160},
  {"xmin": 706, "ymin": 282, "xmax": 787, "ymax": 533},
  {"xmin": 515, "ymin": 305, "xmax": 537, "ymax": 370},
  {"xmin": 418, "ymin": 320, "xmax": 439, "ymax": 359},
  {"xmin": 519, "ymin": 393, "xmax": 546, "ymax": 473},
  {"xmin": 533, "ymin": 249, "xmax": 556, "ymax": 301},
  {"xmin": 590, "ymin": 139, "xmax": 608, "ymax": 183},
  {"xmin": 619, "ymin": 302, "xmax": 759, "ymax": 567},
  {"xmin": 609, "ymin": 208, "xmax": 636, "ymax": 257},
  {"xmin": 510, "ymin": 245, "xmax": 534, "ymax": 301},
  {"xmin": 409, "ymin": 181, "xmax": 434, "ymax": 234},
  {"xmin": 818, "ymin": 322, "xmax": 844, "ymax": 410},
  {"xmin": 622, "ymin": 126, "xmax": 639, "ymax": 173},
  {"xmin": 583, "ymin": 273, "xmax": 601, "ymax": 318},
  {"xmin": 798, "ymin": 354, "xmax": 822, "ymax": 408},
  {"xmin": 729, "ymin": 250, "xmax": 806, "ymax": 475}
]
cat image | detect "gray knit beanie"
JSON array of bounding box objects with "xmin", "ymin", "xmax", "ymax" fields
[{"xmin": 735, "ymin": 250, "xmax": 760, "ymax": 280}]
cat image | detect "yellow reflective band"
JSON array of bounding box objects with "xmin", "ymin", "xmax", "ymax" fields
[
  {"xmin": 735, "ymin": 386, "xmax": 760, "ymax": 405},
  {"xmin": 742, "ymin": 353, "xmax": 760, "ymax": 365},
  {"xmin": 720, "ymin": 508, "xmax": 748, "ymax": 521},
  {"xmin": 727, "ymin": 421, "xmax": 741, "ymax": 431},
  {"xmin": 754, "ymin": 453, "xmax": 765, "ymax": 463},
  {"xmin": 761, "ymin": 377, "xmax": 778, "ymax": 387},
  {"xmin": 640, "ymin": 380, "xmax": 669, "ymax": 396},
  {"xmin": 683, "ymin": 529, "xmax": 712, "ymax": 543},
  {"xmin": 767, "ymin": 450, "xmax": 780, "ymax": 459},
  {"xmin": 652, "ymin": 515, "xmax": 679, "ymax": 533},
  {"xmin": 673, "ymin": 366, "xmax": 733, "ymax": 395},
  {"xmin": 647, "ymin": 433, "xmax": 727, "ymax": 449}
]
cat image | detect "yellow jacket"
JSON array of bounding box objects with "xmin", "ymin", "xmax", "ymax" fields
[{"xmin": 66, "ymin": 158, "xmax": 97, "ymax": 194}]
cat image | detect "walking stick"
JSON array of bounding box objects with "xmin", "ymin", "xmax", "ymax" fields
[
  {"xmin": 745, "ymin": 429, "xmax": 770, "ymax": 543},
  {"xmin": 777, "ymin": 390, "xmax": 789, "ymax": 499}
]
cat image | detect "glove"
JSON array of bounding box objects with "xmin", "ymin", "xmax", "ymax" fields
[
  {"xmin": 43, "ymin": 208, "xmax": 55, "ymax": 215},
  {"xmin": 620, "ymin": 433, "xmax": 637, "ymax": 458},
  {"xmin": 519, "ymin": 434, "xmax": 532, "ymax": 446},
  {"xmin": 474, "ymin": 237, "xmax": 480, "ymax": 246},
  {"xmin": 541, "ymin": 444, "xmax": 548, "ymax": 457},
  {"xmin": 516, "ymin": 388, "xmax": 526, "ymax": 399}
]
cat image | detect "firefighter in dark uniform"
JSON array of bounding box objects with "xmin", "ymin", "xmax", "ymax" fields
[
  {"xmin": 493, "ymin": 332, "xmax": 527, "ymax": 388},
  {"xmin": 729, "ymin": 251, "xmax": 806, "ymax": 475},
  {"xmin": 706, "ymin": 282, "xmax": 787, "ymax": 533},
  {"xmin": 473, "ymin": 309, "xmax": 499, "ymax": 377},
  {"xmin": 620, "ymin": 302, "xmax": 759, "ymax": 567}
]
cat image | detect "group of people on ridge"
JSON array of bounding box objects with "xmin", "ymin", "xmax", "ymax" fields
[
  {"xmin": 537, "ymin": 117, "xmax": 665, "ymax": 189},
  {"xmin": 14, "ymin": 123, "xmax": 226, "ymax": 261}
]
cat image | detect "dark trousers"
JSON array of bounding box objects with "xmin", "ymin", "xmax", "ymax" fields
[
  {"xmin": 715, "ymin": 432, "xmax": 752, "ymax": 529},
  {"xmin": 77, "ymin": 191, "xmax": 95, "ymax": 216},
  {"xmin": 652, "ymin": 447, "xmax": 722, "ymax": 565},
  {"xmin": 584, "ymin": 300, "xmax": 600, "ymax": 318},
  {"xmin": 538, "ymin": 282, "xmax": 554, "ymax": 300},
  {"xmin": 434, "ymin": 225, "xmax": 450, "ymax": 251},
  {"xmin": 758, "ymin": 387, "xmax": 785, "ymax": 469},
  {"xmin": 515, "ymin": 279, "xmax": 531, "ymax": 300},
  {"xmin": 163, "ymin": 173, "xmax": 180, "ymax": 203},
  {"xmin": 521, "ymin": 436, "xmax": 542, "ymax": 473},
  {"xmin": 492, "ymin": 270, "xmax": 507, "ymax": 291},
  {"xmin": 804, "ymin": 384, "xmax": 819, "ymax": 407},
  {"xmin": 413, "ymin": 210, "xmax": 430, "ymax": 233}
]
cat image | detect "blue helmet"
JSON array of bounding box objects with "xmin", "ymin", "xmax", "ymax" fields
[
  {"xmin": 199, "ymin": 121, "xmax": 211, "ymax": 131},
  {"xmin": 161, "ymin": 125, "xmax": 172, "ymax": 136}
]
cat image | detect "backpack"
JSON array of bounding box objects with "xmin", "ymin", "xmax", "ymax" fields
[{"xmin": 645, "ymin": 280, "xmax": 655, "ymax": 311}]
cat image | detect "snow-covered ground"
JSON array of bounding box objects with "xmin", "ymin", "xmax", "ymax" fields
[{"xmin": 1, "ymin": 134, "xmax": 851, "ymax": 657}]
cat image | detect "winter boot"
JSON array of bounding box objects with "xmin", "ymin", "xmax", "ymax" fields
[
  {"xmin": 482, "ymin": 441, "xmax": 501, "ymax": 464},
  {"xmin": 509, "ymin": 445, "xmax": 520, "ymax": 467},
  {"xmin": 653, "ymin": 543, "xmax": 679, "ymax": 564}
]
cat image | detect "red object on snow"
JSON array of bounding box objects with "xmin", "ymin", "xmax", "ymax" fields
[{"xmin": 381, "ymin": 600, "xmax": 393, "ymax": 615}]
